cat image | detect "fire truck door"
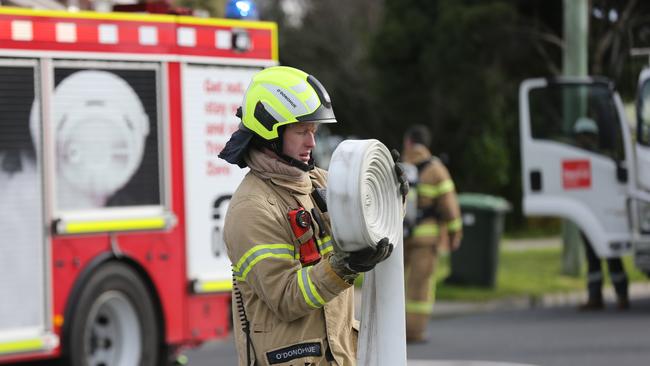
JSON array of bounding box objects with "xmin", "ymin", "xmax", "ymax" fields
[
  {"xmin": 0, "ymin": 59, "xmax": 57, "ymax": 356},
  {"xmin": 519, "ymin": 78, "xmax": 632, "ymax": 258}
]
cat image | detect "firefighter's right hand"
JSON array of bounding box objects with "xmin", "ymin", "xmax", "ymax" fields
[{"xmin": 390, "ymin": 149, "xmax": 409, "ymax": 203}]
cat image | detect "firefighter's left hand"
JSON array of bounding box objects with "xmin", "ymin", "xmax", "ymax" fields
[
  {"xmin": 330, "ymin": 238, "xmax": 394, "ymax": 278},
  {"xmin": 345, "ymin": 237, "xmax": 394, "ymax": 273},
  {"xmin": 448, "ymin": 230, "xmax": 463, "ymax": 251},
  {"xmin": 391, "ymin": 149, "xmax": 409, "ymax": 203}
]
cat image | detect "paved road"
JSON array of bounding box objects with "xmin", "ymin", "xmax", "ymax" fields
[
  {"xmin": 410, "ymin": 297, "xmax": 650, "ymax": 366},
  {"xmin": 186, "ymin": 295, "xmax": 650, "ymax": 366},
  {"xmin": 12, "ymin": 293, "xmax": 650, "ymax": 366}
]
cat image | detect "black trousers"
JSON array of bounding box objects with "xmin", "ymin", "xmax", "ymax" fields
[{"xmin": 581, "ymin": 232, "xmax": 628, "ymax": 301}]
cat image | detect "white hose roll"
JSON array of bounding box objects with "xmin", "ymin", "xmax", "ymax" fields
[
  {"xmin": 328, "ymin": 139, "xmax": 407, "ymax": 365},
  {"xmin": 327, "ymin": 139, "xmax": 402, "ymax": 252}
]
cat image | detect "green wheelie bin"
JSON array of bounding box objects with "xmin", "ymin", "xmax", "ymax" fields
[{"xmin": 445, "ymin": 193, "xmax": 511, "ymax": 288}]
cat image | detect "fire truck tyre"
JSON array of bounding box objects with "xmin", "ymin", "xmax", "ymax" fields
[{"xmin": 65, "ymin": 262, "xmax": 161, "ymax": 366}]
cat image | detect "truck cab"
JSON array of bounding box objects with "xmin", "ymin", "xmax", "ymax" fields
[{"xmin": 519, "ymin": 74, "xmax": 650, "ymax": 273}]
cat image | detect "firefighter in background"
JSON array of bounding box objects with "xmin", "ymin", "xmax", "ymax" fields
[
  {"xmin": 573, "ymin": 117, "xmax": 630, "ymax": 310},
  {"xmin": 219, "ymin": 66, "xmax": 405, "ymax": 365},
  {"xmin": 402, "ymin": 124, "xmax": 463, "ymax": 343}
]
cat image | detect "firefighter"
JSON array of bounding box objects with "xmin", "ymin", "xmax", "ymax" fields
[
  {"xmin": 402, "ymin": 124, "xmax": 462, "ymax": 343},
  {"xmin": 219, "ymin": 66, "xmax": 404, "ymax": 365},
  {"xmin": 573, "ymin": 117, "xmax": 630, "ymax": 311},
  {"xmin": 573, "ymin": 116, "xmax": 599, "ymax": 152},
  {"xmin": 578, "ymin": 232, "xmax": 630, "ymax": 310}
]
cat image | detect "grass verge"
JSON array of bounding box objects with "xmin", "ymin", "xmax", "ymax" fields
[{"xmin": 435, "ymin": 244, "xmax": 647, "ymax": 302}]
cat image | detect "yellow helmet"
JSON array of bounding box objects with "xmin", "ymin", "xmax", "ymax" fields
[
  {"xmin": 240, "ymin": 66, "xmax": 336, "ymax": 140},
  {"xmin": 220, "ymin": 66, "xmax": 336, "ymax": 170}
]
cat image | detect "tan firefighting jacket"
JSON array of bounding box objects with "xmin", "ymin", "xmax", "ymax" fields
[
  {"xmin": 224, "ymin": 149, "xmax": 357, "ymax": 366},
  {"xmin": 403, "ymin": 144, "xmax": 462, "ymax": 248}
]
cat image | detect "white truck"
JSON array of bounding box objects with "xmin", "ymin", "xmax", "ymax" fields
[{"xmin": 519, "ymin": 72, "xmax": 650, "ymax": 272}]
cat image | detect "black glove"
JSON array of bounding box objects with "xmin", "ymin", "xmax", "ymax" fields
[
  {"xmin": 391, "ymin": 149, "xmax": 410, "ymax": 203},
  {"xmin": 345, "ymin": 237, "xmax": 394, "ymax": 273},
  {"xmin": 329, "ymin": 238, "xmax": 395, "ymax": 281}
]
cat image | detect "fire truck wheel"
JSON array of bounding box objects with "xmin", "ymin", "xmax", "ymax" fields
[{"xmin": 65, "ymin": 261, "xmax": 161, "ymax": 366}]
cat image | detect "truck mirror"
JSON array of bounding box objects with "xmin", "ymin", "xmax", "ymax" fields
[{"xmin": 617, "ymin": 161, "xmax": 628, "ymax": 183}]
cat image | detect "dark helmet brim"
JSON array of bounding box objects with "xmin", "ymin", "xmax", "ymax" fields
[{"xmin": 296, "ymin": 103, "xmax": 336, "ymax": 124}]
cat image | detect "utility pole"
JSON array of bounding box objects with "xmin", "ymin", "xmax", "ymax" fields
[{"xmin": 561, "ymin": 0, "xmax": 588, "ymax": 276}]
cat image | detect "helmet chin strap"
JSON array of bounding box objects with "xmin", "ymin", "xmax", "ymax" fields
[
  {"xmin": 278, "ymin": 152, "xmax": 315, "ymax": 172},
  {"xmin": 261, "ymin": 138, "xmax": 315, "ymax": 172}
]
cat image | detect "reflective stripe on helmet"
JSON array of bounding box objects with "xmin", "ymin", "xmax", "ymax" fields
[{"xmin": 262, "ymin": 83, "xmax": 311, "ymax": 116}]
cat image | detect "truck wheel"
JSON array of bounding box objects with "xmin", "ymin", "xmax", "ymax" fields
[{"xmin": 65, "ymin": 262, "xmax": 161, "ymax": 366}]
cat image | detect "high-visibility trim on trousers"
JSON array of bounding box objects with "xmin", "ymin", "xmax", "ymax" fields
[
  {"xmin": 417, "ymin": 179, "xmax": 455, "ymax": 199},
  {"xmin": 406, "ymin": 300, "xmax": 433, "ymax": 314},
  {"xmin": 447, "ymin": 217, "xmax": 462, "ymax": 232},
  {"xmin": 298, "ymin": 267, "xmax": 326, "ymax": 308},
  {"xmin": 413, "ymin": 223, "xmax": 439, "ymax": 237},
  {"xmin": 587, "ymin": 272, "xmax": 603, "ymax": 283},
  {"xmin": 233, "ymin": 244, "xmax": 295, "ymax": 281}
]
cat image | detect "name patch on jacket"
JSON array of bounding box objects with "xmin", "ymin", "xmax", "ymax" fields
[{"xmin": 266, "ymin": 342, "xmax": 322, "ymax": 364}]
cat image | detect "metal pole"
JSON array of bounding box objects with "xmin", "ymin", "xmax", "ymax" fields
[{"xmin": 561, "ymin": 0, "xmax": 588, "ymax": 276}]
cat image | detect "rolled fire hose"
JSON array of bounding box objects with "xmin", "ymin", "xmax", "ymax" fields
[{"xmin": 327, "ymin": 139, "xmax": 407, "ymax": 366}]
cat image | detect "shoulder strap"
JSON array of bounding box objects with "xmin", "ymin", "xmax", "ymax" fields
[
  {"xmin": 416, "ymin": 157, "xmax": 437, "ymax": 174},
  {"xmin": 415, "ymin": 158, "xmax": 434, "ymax": 175}
]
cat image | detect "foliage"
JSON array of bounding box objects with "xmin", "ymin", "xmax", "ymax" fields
[
  {"xmin": 259, "ymin": 0, "xmax": 383, "ymax": 139},
  {"xmin": 370, "ymin": 0, "xmax": 552, "ymax": 228}
]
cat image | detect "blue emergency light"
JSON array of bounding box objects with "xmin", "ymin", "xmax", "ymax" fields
[{"xmin": 225, "ymin": 0, "xmax": 259, "ymax": 20}]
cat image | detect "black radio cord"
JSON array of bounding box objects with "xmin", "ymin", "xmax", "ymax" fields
[{"xmin": 233, "ymin": 273, "xmax": 254, "ymax": 365}]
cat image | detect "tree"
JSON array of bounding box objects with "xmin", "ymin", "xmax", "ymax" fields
[
  {"xmin": 256, "ymin": 0, "xmax": 650, "ymax": 231},
  {"xmin": 370, "ymin": 0, "xmax": 547, "ymax": 214},
  {"xmin": 259, "ymin": 0, "xmax": 384, "ymax": 138}
]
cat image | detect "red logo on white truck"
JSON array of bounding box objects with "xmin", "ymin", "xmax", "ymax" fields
[{"xmin": 562, "ymin": 159, "xmax": 591, "ymax": 189}]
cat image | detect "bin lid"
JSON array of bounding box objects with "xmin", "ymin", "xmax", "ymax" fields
[{"xmin": 458, "ymin": 193, "xmax": 511, "ymax": 212}]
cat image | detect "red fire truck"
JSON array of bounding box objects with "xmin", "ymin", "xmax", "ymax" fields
[{"xmin": 0, "ymin": 6, "xmax": 277, "ymax": 365}]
